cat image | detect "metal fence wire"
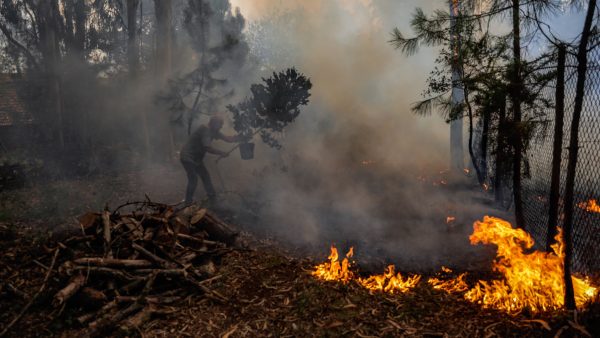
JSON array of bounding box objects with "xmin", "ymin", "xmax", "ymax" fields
[{"xmin": 520, "ymin": 38, "xmax": 600, "ymax": 275}]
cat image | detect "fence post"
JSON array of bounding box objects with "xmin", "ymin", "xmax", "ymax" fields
[
  {"xmin": 562, "ymin": 0, "xmax": 596, "ymax": 310},
  {"xmin": 546, "ymin": 44, "xmax": 566, "ymax": 252}
]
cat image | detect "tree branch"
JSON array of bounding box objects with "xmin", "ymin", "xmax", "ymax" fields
[{"xmin": 0, "ymin": 21, "xmax": 41, "ymax": 71}]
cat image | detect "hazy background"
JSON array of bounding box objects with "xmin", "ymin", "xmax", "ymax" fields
[{"xmin": 175, "ymin": 0, "xmax": 508, "ymax": 271}]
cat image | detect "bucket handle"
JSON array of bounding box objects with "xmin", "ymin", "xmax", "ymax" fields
[{"xmin": 216, "ymin": 127, "xmax": 264, "ymax": 163}]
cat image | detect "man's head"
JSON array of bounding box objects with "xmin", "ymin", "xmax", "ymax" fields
[{"xmin": 208, "ymin": 115, "xmax": 224, "ymax": 132}]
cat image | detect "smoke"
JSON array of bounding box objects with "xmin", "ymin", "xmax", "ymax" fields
[
  {"xmin": 195, "ymin": 0, "xmax": 510, "ymax": 271},
  {"xmin": 0, "ymin": 0, "xmax": 505, "ymax": 271}
]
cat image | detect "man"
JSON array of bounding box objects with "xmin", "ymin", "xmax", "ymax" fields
[{"xmin": 180, "ymin": 115, "xmax": 243, "ymax": 204}]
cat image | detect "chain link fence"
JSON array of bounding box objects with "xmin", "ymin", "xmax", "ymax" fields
[{"xmin": 520, "ymin": 38, "xmax": 600, "ymax": 275}]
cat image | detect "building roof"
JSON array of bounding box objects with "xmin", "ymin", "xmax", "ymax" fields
[{"xmin": 0, "ymin": 74, "xmax": 34, "ymax": 126}]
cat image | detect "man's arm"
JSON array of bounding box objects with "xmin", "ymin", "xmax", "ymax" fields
[
  {"xmin": 216, "ymin": 132, "xmax": 245, "ymax": 143},
  {"xmin": 204, "ymin": 146, "xmax": 228, "ymax": 157}
]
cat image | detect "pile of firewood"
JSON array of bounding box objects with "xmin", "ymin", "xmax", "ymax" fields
[{"xmin": 41, "ymin": 202, "xmax": 239, "ymax": 336}]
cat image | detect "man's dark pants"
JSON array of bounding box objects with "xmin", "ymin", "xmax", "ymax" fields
[{"xmin": 181, "ymin": 159, "xmax": 216, "ymax": 203}]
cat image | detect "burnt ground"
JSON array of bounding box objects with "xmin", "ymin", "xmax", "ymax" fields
[
  {"xmin": 0, "ymin": 223, "xmax": 599, "ymax": 338},
  {"xmin": 1, "ymin": 166, "xmax": 599, "ymax": 337}
]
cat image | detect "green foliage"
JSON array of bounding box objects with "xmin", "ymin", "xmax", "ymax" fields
[
  {"xmin": 227, "ymin": 68, "xmax": 312, "ymax": 149},
  {"xmin": 391, "ymin": 0, "xmax": 567, "ymax": 186}
]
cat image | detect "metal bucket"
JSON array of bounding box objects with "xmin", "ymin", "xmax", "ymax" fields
[{"xmin": 239, "ymin": 142, "xmax": 255, "ymax": 160}]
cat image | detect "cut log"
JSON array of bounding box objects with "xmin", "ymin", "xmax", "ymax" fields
[
  {"xmin": 85, "ymin": 302, "xmax": 143, "ymax": 337},
  {"xmin": 200, "ymin": 212, "xmax": 239, "ymax": 245},
  {"xmin": 132, "ymin": 268, "xmax": 188, "ymax": 277},
  {"xmin": 53, "ymin": 274, "xmax": 86, "ymax": 307},
  {"xmin": 176, "ymin": 233, "xmax": 219, "ymax": 246},
  {"xmin": 74, "ymin": 257, "xmax": 153, "ymax": 269},
  {"xmin": 118, "ymin": 305, "xmax": 155, "ymax": 333},
  {"xmin": 191, "ymin": 208, "xmax": 207, "ymax": 224},
  {"xmin": 131, "ymin": 243, "xmax": 176, "ymax": 269},
  {"xmin": 77, "ymin": 300, "xmax": 118, "ymax": 325},
  {"xmin": 119, "ymin": 278, "xmax": 146, "ymax": 294},
  {"xmin": 179, "ymin": 252, "xmax": 198, "ymax": 264},
  {"xmin": 143, "ymin": 228, "xmax": 155, "ymax": 241},
  {"xmin": 79, "ymin": 287, "xmax": 107, "ymax": 304},
  {"xmin": 196, "ymin": 260, "xmax": 217, "ymax": 277},
  {"xmin": 70, "ymin": 266, "xmax": 140, "ymax": 282}
]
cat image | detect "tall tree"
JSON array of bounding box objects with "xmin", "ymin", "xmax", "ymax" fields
[
  {"xmin": 390, "ymin": 0, "xmax": 559, "ymax": 218},
  {"xmin": 510, "ymin": 0, "xmax": 525, "ymax": 228},
  {"xmin": 162, "ymin": 0, "xmax": 249, "ymax": 135},
  {"xmin": 38, "ymin": 0, "xmax": 65, "ymax": 149},
  {"xmin": 127, "ymin": 0, "xmax": 140, "ymax": 78},
  {"xmin": 154, "ymin": 0, "xmax": 172, "ymax": 84},
  {"xmin": 561, "ymin": 0, "xmax": 597, "ymax": 311}
]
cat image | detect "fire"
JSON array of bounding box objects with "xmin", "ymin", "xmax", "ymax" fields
[
  {"xmin": 463, "ymin": 168, "xmax": 470, "ymax": 174},
  {"xmin": 464, "ymin": 216, "xmax": 597, "ymax": 312},
  {"xmin": 311, "ymin": 245, "xmax": 354, "ymax": 283},
  {"xmin": 312, "ymin": 217, "xmax": 597, "ymax": 313},
  {"xmin": 428, "ymin": 267, "xmax": 469, "ymax": 293},
  {"xmin": 312, "ymin": 248, "xmax": 420, "ymax": 294},
  {"xmin": 577, "ymin": 199, "xmax": 600, "ymax": 213},
  {"xmin": 446, "ymin": 216, "xmax": 456, "ymax": 224},
  {"xmin": 358, "ymin": 265, "xmax": 421, "ymax": 294},
  {"xmin": 482, "ymin": 183, "xmax": 489, "ymax": 191}
]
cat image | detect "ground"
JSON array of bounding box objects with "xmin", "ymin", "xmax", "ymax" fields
[
  {"xmin": 1, "ymin": 167, "xmax": 599, "ymax": 337},
  {"xmin": 1, "ymin": 223, "xmax": 599, "ymax": 337}
]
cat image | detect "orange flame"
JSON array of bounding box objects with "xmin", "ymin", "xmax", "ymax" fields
[
  {"xmin": 312, "ymin": 248, "xmax": 420, "ymax": 293},
  {"xmin": 358, "ymin": 265, "xmax": 421, "ymax": 294},
  {"xmin": 577, "ymin": 199, "xmax": 600, "ymax": 213},
  {"xmin": 311, "ymin": 245, "xmax": 354, "ymax": 283},
  {"xmin": 427, "ymin": 267, "xmax": 469, "ymax": 293},
  {"xmin": 446, "ymin": 216, "xmax": 456, "ymax": 224},
  {"xmin": 312, "ymin": 217, "xmax": 597, "ymax": 313},
  {"xmin": 463, "ymin": 216, "xmax": 597, "ymax": 312}
]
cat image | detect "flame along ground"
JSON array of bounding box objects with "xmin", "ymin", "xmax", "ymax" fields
[{"xmin": 312, "ymin": 216, "xmax": 598, "ymax": 313}]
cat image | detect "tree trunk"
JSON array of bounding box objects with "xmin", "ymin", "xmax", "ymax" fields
[
  {"xmin": 494, "ymin": 101, "xmax": 507, "ymax": 204},
  {"xmin": 546, "ymin": 43, "xmax": 566, "ymax": 252},
  {"xmin": 64, "ymin": 0, "xmax": 86, "ymax": 61},
  {"xmin": 154, "ymin": 0, "xmax": 172, "ymax": 84},
  {"xmin": 73, "ymin": 0, "xmax": 86, "ymax": 57},
  {"xmin": 511, "ymin": 0, "xmax": 524, "ymax": 229},
  {"xmin": 127, "ymin": 0, "xmax": 140, "ymax": 78},
  {"xmin": 449, "ymin": 0, "xmax": 464, "ymax": 172},
  {"xmin": 480, "ymin": 107, "xmax": 490, "ymax": 182},
  {"xmin": 561, "ymin": 0, "xmax": 596, "ymax": 311},
  {"xmin": 463, "ymin": 86, "xmax": 485, "ymax": 185},
  {"xmin": 39, "ymin": 0, "xmax": 65, "ymax": 150},
  {"xmin": 154, "ymin": 0, "xmax": 175, "ymax": 160},
  {"xmin": 128, "ymin": 0, "xmax": 150, "ymax": 158}
]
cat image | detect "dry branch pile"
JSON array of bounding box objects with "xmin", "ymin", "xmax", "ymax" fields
[{"xmin": 1, "ymin": 201, "xmax": 241, "ymax": 337}]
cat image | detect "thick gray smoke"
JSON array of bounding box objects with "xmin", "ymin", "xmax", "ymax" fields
[{"xmin": 190, "ymin": 0, "xmax": 512, "ymax": 271}]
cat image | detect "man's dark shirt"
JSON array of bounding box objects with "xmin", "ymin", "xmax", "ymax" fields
[{"xmin": 180, "ymin": 126, "xmax": 224, "ymax": 164}]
